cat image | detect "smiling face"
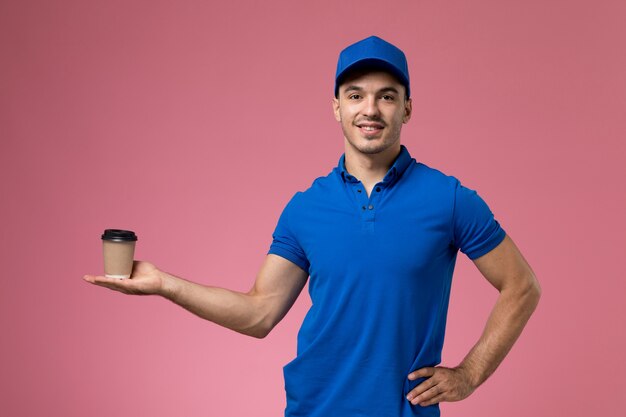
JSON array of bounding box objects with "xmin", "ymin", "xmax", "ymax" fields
[{"xmin": 333, "ymin": 70, "xmax": 412, "ymax": 156}]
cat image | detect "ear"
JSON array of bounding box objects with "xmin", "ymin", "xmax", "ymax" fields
[
  {"xmin": 332, "ymin": 97, "xmax": 341, "ymax": 122},
  {"xmin": 403, "ymin": 97, "xmax": 412, "ymax": 124}
]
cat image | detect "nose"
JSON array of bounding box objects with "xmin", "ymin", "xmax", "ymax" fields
[{"xmin": 361, "ymin": 96, "xmax": 380, "ymax": 117}]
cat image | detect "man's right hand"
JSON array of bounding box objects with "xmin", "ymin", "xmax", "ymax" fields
[
  {"xmin": 83, "ymin": 260, "xmax": 166, "ymax": 296},
  {"xmin": 82, "ymin": 254, "xmax": 308, "ymax": 338}
]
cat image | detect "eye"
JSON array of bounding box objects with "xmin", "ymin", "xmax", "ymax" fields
[
  {"xmin": 382, "ymin": 94, "xmax": 395, "ymax": 101},
  {"xmin": 348, "ymin": 94, "xmax": 361, "ymax": 100}
]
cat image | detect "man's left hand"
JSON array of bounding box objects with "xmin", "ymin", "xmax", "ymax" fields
[{"xmin": 406, "ymin": 366, "xmax": 476, "ymax": 406}]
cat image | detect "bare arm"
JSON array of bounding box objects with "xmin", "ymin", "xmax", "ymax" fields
[
  {"xmin": 406, "ymin": 234, "xmax": 541, "ymax": 406},
  {"xmin": 456, "ymin": 234, "xmax": 541, "ymax": 385},
  {"xmin": 83, "ymin": 254, "xmax": 308, "ymax": 338}
]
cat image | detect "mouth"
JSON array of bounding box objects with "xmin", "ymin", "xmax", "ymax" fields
[{"xmin": 355, "ymin": 122, "xmax": 385, "ymax": 136}]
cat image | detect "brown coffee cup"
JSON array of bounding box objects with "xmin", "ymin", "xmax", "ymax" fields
[{"xmin": 102, "ymin": 229, "xmax": 137, "ymax": 279}]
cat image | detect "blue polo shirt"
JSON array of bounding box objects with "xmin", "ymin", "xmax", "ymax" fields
[{"xmin": 268, "ymin": 145, "xmax": 506, "ymax": 417}]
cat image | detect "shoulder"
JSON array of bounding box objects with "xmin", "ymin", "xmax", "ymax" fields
[
  {"xmin": 296, "ymin": 167, "xmax": 341, "ymax": 198},
  {"xmin": 281, "ymin": 166, "xmax": 340, "ymax": 211},
  {"xmin": 405, "ymin": 161, "xmax": 462, "ymax": 194},
  {"xmin": 414, "ymin": 161, "xmax": 456, "ymax": 181},
  {"xmin": 415, "ymin": 163, "xmax": 491, "ymax": 205}
]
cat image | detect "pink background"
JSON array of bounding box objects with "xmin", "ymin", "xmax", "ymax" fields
[{"xmin": 2, "ymin": 0, "xmax": 625, "ymax": 416}]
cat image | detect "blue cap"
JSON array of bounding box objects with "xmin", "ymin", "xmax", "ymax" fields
[{"xmin": 334, "ymin": 36, "xmax": 410, "ymax": 98}]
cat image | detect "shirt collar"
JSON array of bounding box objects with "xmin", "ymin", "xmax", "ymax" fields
[{"xmin": 338, "ymin": 145, "xmax": 413, "ymax": 185}]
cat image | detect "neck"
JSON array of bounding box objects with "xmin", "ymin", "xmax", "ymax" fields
[{"xmin": 343, "ymin": 141, "xmax": 401, "ymax": 187}]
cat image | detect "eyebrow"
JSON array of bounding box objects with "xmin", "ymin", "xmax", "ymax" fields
[{"xmin": 343, "ymin": 85, "xmax": 401, "ymax": 95}]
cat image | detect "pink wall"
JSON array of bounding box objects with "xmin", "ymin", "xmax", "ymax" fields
[{"xmin": 2, "ymin": 0, "xmax": 625, "ymax": 416}]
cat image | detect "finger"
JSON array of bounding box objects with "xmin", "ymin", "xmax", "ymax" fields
[
  {"xmin": 85, "ymin": 275, "xmax": 118, "ymax": 285},
  {"xmin": 90, "ymin": 274, "xmax": 132, "ymax": 284},
  {"xmin": 84, "ymin": 275, "xmax": 132, "ymax": 293},
  {"xmin": 408, "ymin": 366, "xmax": 436, "ymax": 380},
  {"xmin": 418, "ymin": 391, "xmax": 446, "ymax": 407},
  {"xmin": 410, "ymin": 384, "xmax": 442, "ymax": 406},
  {"xmin": 83, "ymin": 275, "xmax": 97, "ymax": 283},
  {"xmin": 406, "ymin": 377, "xmax": 437, "ymax": 401},
  {"xmin": 84, "ymin": 274, "xmax": 121, "ymax": 282}
]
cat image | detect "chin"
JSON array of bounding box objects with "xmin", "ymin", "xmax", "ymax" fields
[
  {"xmin": 357, "ymin": 146, "xmax": 386, "ymax": 155},
  {"xmin": 351, "ymin": 139, "xmax": 396, "ymax": 155}
]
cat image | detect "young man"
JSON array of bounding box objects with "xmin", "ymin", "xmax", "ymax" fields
[{"xmin": 84, "ymin": 36, "xmax": 541, "ymax": 417}]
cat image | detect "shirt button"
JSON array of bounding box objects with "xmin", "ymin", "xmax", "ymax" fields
[
  {"xmin": 357, "ymin": 189, "xmax": 362, "ymax": 193},
  {"xmin": 375, "ymin": 187, "xmax": 381, "ymax": 192},
  {"xmin": 368, "ymin": 205, "xmax": 374, "ymax": 210}
]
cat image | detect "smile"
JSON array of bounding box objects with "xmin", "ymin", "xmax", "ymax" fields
[
  {"xmin": 356, "ymin": 123, "xmax": 384, "ymax": 135},
  {"xmin": 356, "ymin": 121, "xmax": 385, "ymax": 130}
]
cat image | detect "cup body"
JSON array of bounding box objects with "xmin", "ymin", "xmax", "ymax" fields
[
  {"xmin": 102, "ymin": 240, "xmax": 136, "ymax": 278},
  {"xmin": 101, "ymin": 229, "xmax": 138, "ymax": 279}
]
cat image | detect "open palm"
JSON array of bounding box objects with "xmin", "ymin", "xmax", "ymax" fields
[{"xmin": 83, "ymin": 260, "xmax": 164, "ymax": 296}]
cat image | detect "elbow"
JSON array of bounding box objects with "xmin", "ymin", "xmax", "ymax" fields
[
  {"xmin": 533, "ymin": 277, "xmax": 542, "ymax": 301},
  {"xmin": 504, "ymin": 271, "xmax": 541, "ymax": 313},
  {"xmin": 522, "ymin": 272, "xmax": 542, "ymax": 311},
  {"xmin": 239, "ymin": 312, "xmax": 276, "ymax": 339},
  {"xmin": 253, "ymin": 314, "xmax": 282, "ymax": 339},
  {"xmin": 531, "ymin": 272, "xmax": 541, "ymax": 299},
  {"xmin": 234, "ymin": 323, "xmax": 271, "ymax": 339},
  {"xmin": 241, "ymin": 291, "xmax": 281, "ymax": 339},
  {"xmin": 248, "ymin": 323, "xmax": 273, "ymax": 339}
]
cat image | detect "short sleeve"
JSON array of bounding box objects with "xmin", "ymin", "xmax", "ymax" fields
[
  {"xmin": 268, "ymin": 194, "xmax": 310, "ymax": 274},
  {"xmin": 452, "ymin": 180, "xmax": 506, "ymax": 260}
]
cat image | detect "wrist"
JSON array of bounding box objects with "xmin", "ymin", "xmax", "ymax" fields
[
  {"xmin": 455, "ymin": 362, "xmax": 482, "ymax": 390},
  {"xmin": 158, "ymin": 270, "xmax": 181, "ymax": 300}
]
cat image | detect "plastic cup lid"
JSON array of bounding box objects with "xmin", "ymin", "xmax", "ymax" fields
[{"xmin": 101, "ymin": 229, "xmax": 138, "ymax": 242}]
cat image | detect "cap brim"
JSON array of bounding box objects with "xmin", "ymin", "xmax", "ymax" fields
[{"xmin": 335, "ymin": 58, "xmax": 409, "ymax": 97}]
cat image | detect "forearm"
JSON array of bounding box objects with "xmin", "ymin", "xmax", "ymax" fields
[
  {"xmin": 159, "ymin": 271, "xmax": 270, "ymax": 338},
  {"xmin": 457, "ymin": 275, "xmax": 541, "ymax": 387}
]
